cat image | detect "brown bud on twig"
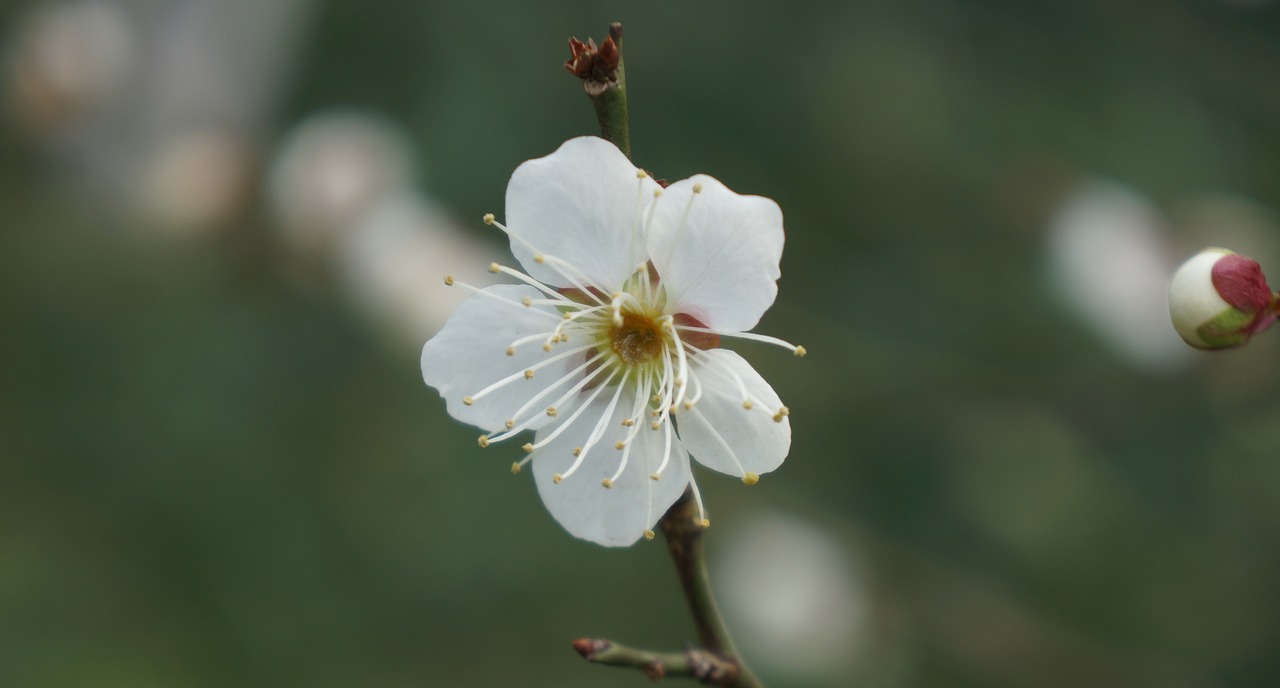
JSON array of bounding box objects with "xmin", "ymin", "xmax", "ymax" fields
[{"xmin": 565, "ymin": 25, "xmax": 623, "ymax": 96}]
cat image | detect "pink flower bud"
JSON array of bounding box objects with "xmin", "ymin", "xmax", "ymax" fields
[{"xmin": 1168, "ymin": 248, "xmax": 1276, "ymax": 350}]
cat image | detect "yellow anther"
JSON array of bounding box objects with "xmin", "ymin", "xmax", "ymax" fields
[
  {"xmin": 772, "ymin": 406, "xmax": 790, "ymax": 423},
  {"xmin": 443, "ymin": 275, "xmax": 455, "ymax": 286},
  {"xmin": 542, "ymin": 344, "xmax": 552, "ymax": 352},
  {"xmin": 742, "ymin": 400, "xmax": 754, "ymax": 410},
  {"xmin": 510, "ymin": 462, "xmax": 521, "ymax": 475},
  {"xmin": 524, "ymin": 369, "xmax": 534, "ymax": 379},
  {"xmin": 693, "ymin": 182, "xmax": 703, "ymax": 193},
  {"xmin": 552, "ymin": 474, "xmax": 563, "ymax": 484},
  {"xmin": 643, "ymin": 529, "xmax": 655, "ymax": 541},
  {"xmin": 621, "ymin": 419, "xmax": 634, "ymax": 427},
  {"xmin": 482, "ymin": 213, "xmax": 495, "ymax": 224},
  {"xmin": 534, "ymin": 254, "xmax": 546, "ymax": 264},
  {"xmin": 520, "ymin": 296, "xmax": 532, "ymax": 307},
  {"xmin": 742, "ymin": 472, "xmax": 760, "ymax": 485},
  {"xmin": 636, "ymin": 169, "xmax": 648, "ymax": 178},
  {"xmin": 614, "ymin": 441, "xmax": 626, "ymax": 450},
  {"xmin": 654, "ymin": 189, "xmax": 663, "ymax": 198},
  {"xmin": 522, "ymin": 443, "xmax": 534, "ymax": 453},
  {"xmin": 505, "ymin": 346, "xmax": 516, "ymax": 356},
  {"xmin": 794, "ymin": 345, "xmax": 807, "ymax": 357},
  {"xmin": 683, "ymin": 401, "xmax": 693, "ymax": 410},
  {"xmin": 650, "ymin": 422, "xmax": 660, "ymax": 430},
  {"xmin": 572, "ymin": 447, "xmax": 582, "ymax": 457},
  {"xmin": 700, "ymin": 519, "xmax": 711, "ymax": 529},
  {"xmin": 650, "ymin": 472, "xmax": 661, "ymax": 481},
  {"xmin": 462, "ymin": 396, "xmax": 474, "ymax": 406},
  {"xmin": 477, "ymin": 435, "xmax": 490, "ymax": 448},
  {"xmin": 601, "ymin": 478, "xmax": 613, "ymax": 489},
  {"xmin": 546, "ymin": 407, "xmax": 557, "ymax": 417},
  {"xmin": 505, "ymin": 420, "xmax": 515, "ymax": 429},
  {"xmin": 488, "ymin": 262, "xmax": 501, "ymax": 273},
  {"xmin": 563, "ymin": 312, "xmax": 571, "ymax": 319}
]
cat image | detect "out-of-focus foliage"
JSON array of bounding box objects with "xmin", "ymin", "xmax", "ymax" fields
[{"xmin": 4, "ymin": 0, "xmax": 1280, "ymax": 686}]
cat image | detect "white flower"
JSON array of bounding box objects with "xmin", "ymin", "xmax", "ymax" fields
[{"xmin": 421, "ymin": 136, "xmax": 803, "ymax": 547}]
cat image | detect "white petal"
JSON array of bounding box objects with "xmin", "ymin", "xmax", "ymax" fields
[
  {"xmin": 647, "ymin": 175, "xmax": 784, "ymax": 332},
  {"xmin": 421, "ymin": 284, "xmax": 589, "ymax": 433},
  {"xmin": 532, "ymin": 389, "xmax": 691, "ymax": 547},
  {"xmin": 505, "ymin": 137, "xmax": 661, "ymax": 292},
  {"xmin": 676, "ymin": 349, "xmax": 791, "ymax": 478}
]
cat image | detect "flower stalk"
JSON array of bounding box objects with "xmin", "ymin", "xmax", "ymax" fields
[{"xmin": 659, "ymin": 489, "xmax": 765, "ymax": 687}]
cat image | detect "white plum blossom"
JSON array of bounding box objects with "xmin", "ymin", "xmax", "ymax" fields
[{"xmin": 421, "ymin": 136, "xmax": 803, "ymax": 547}]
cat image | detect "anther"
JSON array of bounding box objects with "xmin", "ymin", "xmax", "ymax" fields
[
  {"xmin": 488, "ymin": 262, "xmax": 501, "ymax": 273},
  {"xmin": 510, "ymin": 462, "xmax": 521, "ymax": 474},
  {"xmin": 643, "ymin": 529, "xmax": 655, "ymax": 541},
  {"xmin": 524, "ymin": 369, "xmax": 534, "ymax": 379},
  {"xmin": 522, "ymin": 443, "xmax": 533, "ymax": 453},
  {"xmin": 482, "ymin": 213, "xmax": 495, "ymax": 225},
  {"xmin": 742, "ymin": 400, "xmax": 754, "ymax": 410},
  {"xmin": 601, "ymin": 478, "xmax": 613, "ymax": 489},
  {"xmin": 693, "ymin": 183, "xmax": 703, "ymax": 193},
  {"xmin": 700, "ymin": 519, "xmax": 711, "ymax": 528},
  {"xmin": 654, "ymin": 189, "xmax": 663, "ymax": 198},
  {"xmin": 683, "ymin": 401, "xmax": 693, "ymax": 410},
  {"xmin": 552, "ymin": 474, "xmax": 563, "ymax": 484},
  {"xmin": 572, "ymin": 447, "xmax": 582, "ymax": 457},
  {"xmin": 563, "ymin": 312, "xmax": 571, "ymax": 320},
  {"xmin": 505, "ymin": 346, "xmax": 516, "ymax": 356},
  {"xmin": 794, "ymin": 345, "xmax": 807, "ymax": 357},
  {"xmin": 742, "ymin": 472, "xmax": 760, "ymax": 485},
  {"xmin": 772, "ymin": 406, "xmax": 790, "ymax": 423},
  {"xmin": 614, "ymin": 441, "xmax": 626, "ymax": 450},
  {"xmin": 542, "ymin": 344, "xmax": 552, "ymax": 352},
  {"xmin": 520, "ymin": 296, "xmax": 532, "ymax": 307},
  {"xmin": 534, "ymin": 254, "xmax": 546, "ymax": 264},
  {"xmin": 505, "ymin": 420, "xmax": 515, "ymax": 429},
  {"xmin": 621, "ymin": 419, "xmax": 634, "ymax": 427},
  {"xmin": 636, "ymin": 169, "xmax": 648, "ymax": 178},
  {"xmin": 650, "ymin": 422, "xmax": 660, "ymax": 430},
  {"xmin": 443, "ymin": 275, "xmax": 455, "ymax": 286},
  {"xmin": 650, "ymin": 472, "xmax": 660, "ymax": 481},
  {"xmin": 462, "ymin": 396, "xmax": 474, "ymax": 406},
  {"xmin": 546, "ymin": 407, "xmax": 557, "ymax": 417},
  {"xmin": 477, "ymin": 435, "xmax": 490, "ymax": 448}
]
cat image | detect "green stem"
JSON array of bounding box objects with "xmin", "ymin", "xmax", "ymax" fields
[
  {"xmin": 582, "ymin": 23, "xmax": 631, "ymax": 158},
  {"xmin": 659, "ymin": 490, "xmax": 766, "ymax": 688}
]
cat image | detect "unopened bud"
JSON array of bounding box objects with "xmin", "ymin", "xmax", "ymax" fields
[{"xmin": 1168, "ymin": 247, "xmax": 1276, "ymax": 350}]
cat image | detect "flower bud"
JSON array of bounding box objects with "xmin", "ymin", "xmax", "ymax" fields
[{"xmin": 1168, "ymin": 247, "xmax": 1276, "ymax": 349}]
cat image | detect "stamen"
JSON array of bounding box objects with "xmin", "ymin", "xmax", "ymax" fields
[
  {"xmin": 688, "ymin": 474, "xmax": 710, "ymax": 528},
  {"xmin": 485, "ymin": 350, "xmax": 609, "ymax": 443},
  {"xmin": 525, "ymin": 368, "xmax": 620, "ymax": 453},
  {"xmin": 465, "ymin": 343, "xmax": 593, "ymax": 406},
  {"xmin": 444, "ymin": 275, "xmax": 454, "ymax": 286},
  {"xmin": 676, "ymin": 324, "xmax": 806, "ymax": 355},
  {"xmin": 488, "ymin": 219, "xmax": 611, "ymax": 305},
  {"xmin": 448, "ymin": 280, "xmax": 564, "ymax": 321},
  {"xmin": 649, "ymin": 416, "xmax": 675, "ymax": 481},
  {"xmin": 554, "ymin": 370, "xmax": 631, "ymax": 483},
  {"xmin": 661, "ymin": 317, "xmax": 691, "ymax": 408}
]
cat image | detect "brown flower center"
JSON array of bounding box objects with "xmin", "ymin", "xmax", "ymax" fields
[{"xmin": 610, "ymin": 312, "xmax": 665, "ymax": 366}]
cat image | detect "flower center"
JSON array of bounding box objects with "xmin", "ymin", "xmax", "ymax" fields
[{"xmin": 610, "ymin": 312, "xmax": 664, "ymax": 365}]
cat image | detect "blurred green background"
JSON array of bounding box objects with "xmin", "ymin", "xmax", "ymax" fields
[{"xmin": 4, "ymin": 0, "xmax": 1280, "ymax": 686}]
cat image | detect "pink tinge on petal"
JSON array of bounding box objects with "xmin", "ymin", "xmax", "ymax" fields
[
  {"xmin": 1212, "ymin": 254, "xmax": 1272, "ymax": 312},
  {"xmin": 673, "ymin": 312, "xmax": 720, "ymax": 351}
]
